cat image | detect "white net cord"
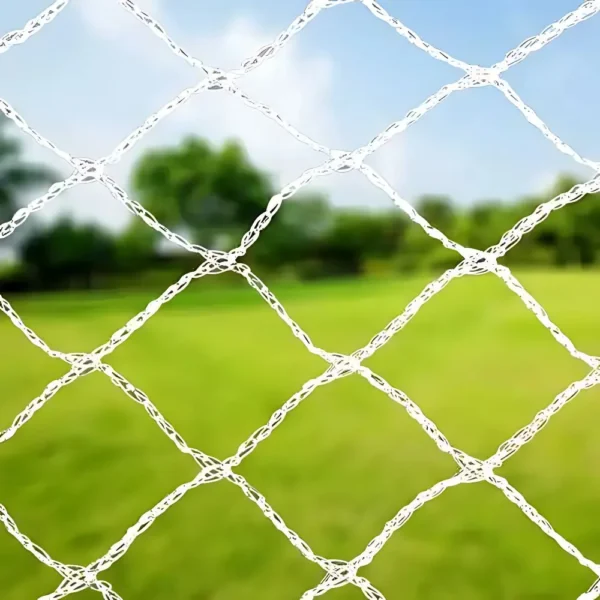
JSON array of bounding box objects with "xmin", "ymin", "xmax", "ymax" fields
[{"xmin": 1, "ymin": 1, "xmax": 600, "ymax": 598}]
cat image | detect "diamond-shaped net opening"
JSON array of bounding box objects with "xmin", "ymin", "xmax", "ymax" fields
[{"xmin": 2, "ymin": 1, "xmax": 600, "ymax": 598}]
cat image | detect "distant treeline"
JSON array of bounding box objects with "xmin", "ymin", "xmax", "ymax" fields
[{"xmin": 1, "ymin": 124, "xmax": 599, "ymax": 294}]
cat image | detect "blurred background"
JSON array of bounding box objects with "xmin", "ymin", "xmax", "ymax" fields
[{"xmin": 1, "ymin": 0, "xmax": 600, "ymax": 598}]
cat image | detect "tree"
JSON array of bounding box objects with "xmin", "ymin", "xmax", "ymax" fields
[
  {"xmin": 21, "ymin": 219, "xmax": 117, "ymax": 290},
  {"xmin": 132, "ymin": 137, "xmax": 273, "ymax": 250},
  {"xmin": 417, "ymin": 194, "xmax": 456, "ymax": 232},
  {"xmin": 115, "ymin": 219, "xmax": 158, "ymax": 273},
  {"xmin": 545, "ymin": 175, "xmax": 600, "ymax": 266},
  {"xmin": 249, "ymin": 193, "xmax": 333, "ymax": 273},
  {"xmin": 398, "ymin": 195, "xmax": 458, "ymax": 271},
  {"xmin": 571, "ymin": 190, "xmax": 600, "ymax": 266},
  {"xmin": 502, "ymin": 176, "xmax": 593, "ymax": 267},
  {"xmin": 462, "ymin": 200, "xmax": 513, "ymax": 250},
  {"xmin": 316, "ymin": 209, "xmax": 407, "ymax": 277},
  {"xmin": 0, "ymin": 118, "xmax": 57, "ymax": 224}
]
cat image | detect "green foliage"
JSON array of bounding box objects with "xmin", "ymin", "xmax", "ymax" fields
[
  {"xmin": 314, "ymin": 209, "xmax": 407, "ymax": 277},
  {"xmin": 248, "ymin": 194, "xmax": 333, "ymax": 273},
  {"xmin": 21, "ymin": 219, "xmax": 118, "ymax": 290},
  {"xmin": 396, "ymin": 196, "xmax": 458, "ymax": 273},
  {"xmin": 3, "ymin": 128, "xmax": 600, "ymax": 294},
  {"xmin": 132, "ymin": 137, "xmax": 273, "ymax": 249},
  {"xmin": 115, "ymin": 220, "xmax": 158, "ymax": 273},
  {"xmin": 88, "ymin": 135, "xmax": 600, "ymax": 286},
  {"xmin": 0, "ymin": 118, "xmax": 58, "ymax": 224}
]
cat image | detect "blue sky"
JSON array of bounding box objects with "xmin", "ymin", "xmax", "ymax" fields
[{"xmin": 0, "ymin": 0, "xmax": 598, "ymax": 232}]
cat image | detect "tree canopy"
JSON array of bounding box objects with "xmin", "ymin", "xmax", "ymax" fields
[
  {"xmin": 132, "ymin": 137, "xmax": 273, "ymax": 249},
  {"xmin": 0, "ymin": 119, "xmax": 57, "ymax": 224},
  {"xmin": 3, "ymin": 131, "xmax": 600, "ymax": 293}
]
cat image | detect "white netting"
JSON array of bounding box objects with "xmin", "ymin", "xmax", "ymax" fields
[{"xmin": 1, "ymin": 1, "xmax": 600, "ymax": 598}]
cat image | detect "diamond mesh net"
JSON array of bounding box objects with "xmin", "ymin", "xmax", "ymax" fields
[{"xmin": 2, "ymin": 1, "xmax": 600, "ymax": 598}]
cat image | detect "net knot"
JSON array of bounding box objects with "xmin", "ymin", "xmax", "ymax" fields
[
  {"xmin": 327, "ymin": 353, "xmax": 361, "ymax": 375},
  {"xmin": 74, "ymin": 353, "xmax": 102, "ymax": 376},
  {"xmin": 314, "ymin": 0, "xmax": 356, "ymax": 7},
  {"xmin": 65, "ymin": 566, "xmax": 96, "ymax": 587},
  {"xmin": 466, "ymin": 65, "xmax": 500, "ymax": 86},
  {"xmin": 194, "ymin": 455, "xmax": 231, "ymax": 482},
  {"xmin": 322, "ymin": 558, "xmax": 357, "ymax": 582},
  {"xmin": 453, "ymin": 450, "xmax": 491, "ymax": 482},
  {"xmin": 206, "ymin": 250, "xmax": 238, "ymax": 271},
  {"xmin": 206, "ymin": 67, "xmax": 235, "ymax": 91},
  {"xmin": 73, "ymin": 158, "xmax": 104, "ymax": 183},
  {"xmin": 462, "ymin": 249, "xmax": 497, "ymax": 274},
  {"xmin": 329, "ymin": 150, "xmax": 363, "ymax": 173}
]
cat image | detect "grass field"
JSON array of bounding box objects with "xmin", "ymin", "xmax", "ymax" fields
[{"xmin": 1, "ymin": 270, "xmax": 599, "ymax": 599}]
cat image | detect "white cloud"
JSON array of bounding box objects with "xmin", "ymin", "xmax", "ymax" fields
[
  {"xmin": 75, "ymin": 0, "xmax": 161, "ymax": 41},
  {"xmin": 166, "ymin": 15, "xmax": 337, "ymax": 186},
  {"xmin": 20, "ymin": 0, "xmax": 406, "ymax": 234},
  {"xmin": 162, "ymin": 13, "xmax": 404, "ymax": 209}
]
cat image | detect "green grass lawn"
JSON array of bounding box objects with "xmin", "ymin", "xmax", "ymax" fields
[{"xmin": 1, "ymin": 270, "xmax": 599, "ymax": 599}]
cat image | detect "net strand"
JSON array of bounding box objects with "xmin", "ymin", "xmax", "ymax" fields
[
  {"xmin": 1, "ymin": 0, "xmax": 599, "ymax": 598},
  {"xmin": 493, "ymin": 78, "xmax": 600, "ymax": 172},
  {"xmin": 0, "ymin": 0, "xmax": 70, "ymax": 55}
]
